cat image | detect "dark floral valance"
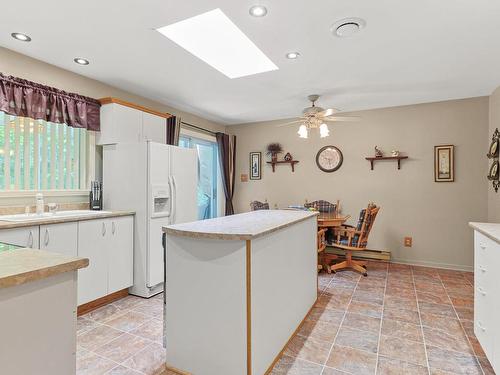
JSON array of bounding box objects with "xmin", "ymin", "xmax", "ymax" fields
[{"xmin": 0, "ymin": 72, "xmax": 101, "ymax": 131}]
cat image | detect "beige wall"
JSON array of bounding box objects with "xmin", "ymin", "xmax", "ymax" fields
[
  {"xmin": 488, "ymin": 86, "xmax": 500, "ymax": 222},
  {"xmin": 229, "ymin": 97, "xmax": 489, "ymax": 270},
  {"xmin": 0, "ymin": 47, "xmax": 225, "ymax": 134}
]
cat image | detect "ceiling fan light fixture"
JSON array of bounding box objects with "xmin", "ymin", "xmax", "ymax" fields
[
  {"xmin": 320, "ymin": 123, "xmax": 330, "ymax": 138},
  {"xmin": 298, "ymin": 125, "xmax": 308, "ymax": 138}
]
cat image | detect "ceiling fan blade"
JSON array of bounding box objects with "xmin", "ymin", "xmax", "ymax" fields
[
  {"xmin": 318, "ymin": 108, "xmax": 339, "ymax": 117},
  {"xmin": 276, "ymin": 120, "xmax": 303, "ymax": 127},
  {"xmin": 323, "ymin": 116, "xmax": 360, "ymax": 122}
]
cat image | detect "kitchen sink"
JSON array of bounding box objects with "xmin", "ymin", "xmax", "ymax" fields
[{"xmin": 0, "ymin": 210, "xmax": 112, "ymax": 222}]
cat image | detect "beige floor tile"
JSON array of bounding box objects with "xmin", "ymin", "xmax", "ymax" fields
[
  {"xmin": 321, "ymin": 367, "xmax": 351, "ymax": 375},
  {"xmin": 78, "ymin": 316, "xmax": 100, "ymax": 335},
  {"xmin": 416, "ymin": 291, "xmax": 451, "ymax": 305},
  {"xmin": 381, "ymin": 318, "xmax": 423, "ymax": 342},
  {"xmin": 130, "ymin": 318, "xmax": 163, "ymax": 343},
  {"xmin": 454, "ymin": 306, "xmax": 474, "ymax": 322},
  {"xmin": 352, "ymin": 289, "xmax": 384, "ymax": 305},
  {"xmin": 342, "ymin": 312, "xmax": 381, "ymax": 333},
  {"xmin": 426, "ymin": 346, "xmax": 483, "ymax": 374},
  {"xmin": 422, "ymin": 326, "xmax": 473, "ymax": 355},
  {"xmin": 111, "ymin": 295, "xmax": 146, "ymax": 311},
  {"xmin": 376, "ymin": 356, "xmax": 428, "ymax": 375},
  {"xmin": 132, "ymin": 299, "xmax": 164, "ymax": 317},
  {"xmin": 378, "ymin": 335, "xmax": 427, "ymax": 366},
  {"xmin": 418, "ymin": 302, "xmax": 456, "ymax": 318},
  {"xmin": 87, "ymin": 304, "xmax": 129, "ymax": 323},
  {"xmin": 77, "ymin": 349, "xmax": 116, "ymax": 375},
  {"xmin": 95, "ymin": 333, "xmax": 150, "ymax": 363},
  {"xmin": 316, "ymin": 293, "xmax": 351, "ymax": 310},
  {"xmin": 347, "ymin": 299, "xmax": 383, "ymax": 318},
  {"xmin": 383, "ymin": 295, "xmax": 418, "ymax": 311},
  {"xmin": 283, "ymin": 334, "xmax": 331, "ymax": 364},
  {"xmin": 335, "ymin": 326, "xmax": 379, "ymax": 353},
  {"xmin": 105, "ymin": 311, "xmax": 152, "ymax": 332},
  {"xmin": 420, "ymin": 313, "xmax": 464, "ymax": 335},
  {"xmin": 326, "ymin": 345, "xmax": 377, "ymax": 375},
  {"xmin": 297, "ymin": 320, "xmax": 339, "ymax": 343},
  {"xmin": 105, "ymin": 366, "xmax": 143, "ymax": 374},
  {"xmin": 307, "ymin": 306, "xmax": 345, "ymax": 325},
  {"xmin": 385, "ymin": 287, "xmax": 416, "ymax": 299},
  {"xmin": 122, "ymin": 342, "xmax": 166, "ymax": 375},
  {"xmin": 78, "ymin": 325, "xmax": 124, "ymax": 351},
  {"xmin": 383, "ymin": 307, "xmax": 420, "ymax": 324},
  {"xmin": 449, "ymin": 296, "xmax": 474, "ymax": 308},
  {"xmin": 270, "ymin": 354, "xmax": 323, "ymax": 375}
]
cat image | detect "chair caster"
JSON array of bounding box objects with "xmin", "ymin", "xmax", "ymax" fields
[{"xmin": 363, "ymin": 273, "xmax": 368, "ymax": 277}]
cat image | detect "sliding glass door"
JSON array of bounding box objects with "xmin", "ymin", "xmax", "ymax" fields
[{"xmin": 179, "ymin": 135, "xmax": 219, "ymax": 219}]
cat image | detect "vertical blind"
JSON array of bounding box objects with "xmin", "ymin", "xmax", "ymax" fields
[{"xmin": 0, "ymin": 112, "xmax": 87, "ymax": 191}]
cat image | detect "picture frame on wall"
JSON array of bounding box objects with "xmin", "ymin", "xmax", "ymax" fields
[
  {"xmin": 434, "ymin": 145, "xmax": 454, "ymax": 182},
  {"xmin": 249, "ymin": 152, "xmax": 262, "ymax": 180}
]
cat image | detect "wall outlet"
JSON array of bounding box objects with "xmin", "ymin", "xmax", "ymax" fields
[
  {"xmin": 404, "ymin": 237, "xmax": 413, "ymax": 247},
  {"xmin": 240, "ymin": 174, "xmax": 248, "ymax": 182}
]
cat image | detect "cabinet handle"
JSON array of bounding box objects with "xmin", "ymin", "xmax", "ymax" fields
[
  {"xmin": 112, "ymin": 221, "xmax": 116, "ymax": 235},
  {"xmin": 478, "ymin": 287, "xmax": 487, "ymax": 296},
  {"xmin": 480, "ymin": 244, "xmax": 486, "ymax": 250},
  {"xmin": 479, "ymin": 265, "xmax": 487, "ymax": 273},
  {"xmin": 44, "ymin": 228, "xmax": 50, "ymax": 247},
  {"xmin": 102, "ymin": 222, "xmax": 106, "ymax": 236},
  {"xmin": 28, "ymin": 231, "xmax": 33, "ymax": 248},
  {"xmin": 478, "ymin": 321, "xmax": 486, "ymax": 331}
]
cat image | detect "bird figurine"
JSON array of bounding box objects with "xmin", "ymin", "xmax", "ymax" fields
[{"xmin": 375, "ymin": 146, "xmax": 383, "ymax": 158}]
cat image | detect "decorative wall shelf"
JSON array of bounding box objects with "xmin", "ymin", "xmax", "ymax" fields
[
  {"xmin": 267, "ymin": 160, "xmax": 299, "ymax": 172},
  {"xmin": 365, "ymin": 156, "xmax": 408, "ymax": 170}
]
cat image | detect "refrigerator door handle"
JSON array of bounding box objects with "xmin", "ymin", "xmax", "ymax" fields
[{"xmin": 171, "ymin": 175, "xmax": 177, "ymax": 224}]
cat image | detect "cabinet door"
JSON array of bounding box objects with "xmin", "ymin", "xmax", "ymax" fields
[
  {"xmin": 142, "ymin": 112, "xmax": 166, "ymax": 143},
  {"xmin": 40, "ymin": 222, "xmax": 78, "ymax": 256},
  {"xmin": 77, "ymin": 220, "xmax": 108, "ymax": 305},
  {"xmin": 0, "ymin": 226, "xmax": 39, "ymax": 248},
  {"xmin": 97, "ymin": 103, "xmax": 142, "ymax": 145},
  {"xmin": 107, "ymin": 216, "xmax": 134, "ymax": 293}
]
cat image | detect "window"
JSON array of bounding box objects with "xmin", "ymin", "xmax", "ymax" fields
[
  {"xmin": 0, "ymin": 112, "xmax": 89, "ymax": 191},
  {"xmin": 179, "ymin": 134, "xmax": 219, "ymax": 219}
]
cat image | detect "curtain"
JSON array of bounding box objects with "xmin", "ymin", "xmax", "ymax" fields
[
  {"xmin": 0, "ymin": 72, "xmax": 101, "ymax": 131},
  {"xmin": 166, "ymin": 116, "xmax": 181, "ymax": 145},
  {"xmin": 216, "ymin": 132, "xmax": 236, "ymax": 215}
]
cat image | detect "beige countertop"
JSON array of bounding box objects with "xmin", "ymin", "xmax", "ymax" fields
[
  {"xmin": 164, "ymin": 210, "xmax": 319, "ymax": 241},
  {"xmin": 469, "ymin": 222, "xmax": 500, "ymax": 245},
  {"xmin": 0, "ymin": 248, "xmax": 88, "ymax": 289},
  {"xmin": 0, "ymin": 210, "xmax": 135, "ymax": 230}
]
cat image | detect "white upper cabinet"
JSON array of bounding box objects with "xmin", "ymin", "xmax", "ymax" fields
[
  {"xmin": 142, "ymin": 112, "xmax": 167, "ymax": 143},
  {"xmin": 40, "ymin": 222, "xmax": 78, "ymax": 257},
  {"xmin": 97, "ymin": 100, "xmax": 167, "ymax": 145}
]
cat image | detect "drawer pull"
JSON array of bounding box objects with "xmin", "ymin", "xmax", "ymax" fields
[
  {"xmin": 480, "ymin": 244, "xmax": 486, "ymax": 250},
  {"xmin": 28, "ymin": 231, "xmax": 33, "ymax": 248},
  {"xmin": 102, "ymin": 222, "xmax": 106, "ymax": 236},
  {"xmin": 479, "ymin": 266, "xmax": 487, "ymax": 273},
  {"xmin": 44, "ymin": 228, "xmax": 50, "ymax": 247},
  {"xmin": 478, "ymin": 321, "xmax": 486, "ymax": 331},
  {"xmin": 112, "ymin": 221, "xmax": 116, "ymax": 235},
  {"xmin": 478, "ymin": 287, "xmax": 487, "ymax": 296}
]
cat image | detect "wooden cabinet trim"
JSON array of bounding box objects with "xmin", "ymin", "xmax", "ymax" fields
[{"xmin": 99, "ymin": 97, "xmax": 173, "ymax": 119}]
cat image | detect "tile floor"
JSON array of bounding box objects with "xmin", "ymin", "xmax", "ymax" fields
[
  {"xmin": 77, "ymin": 293, "xmax": 166, "ymax": 375},
  {"xmin": 270, "ymin": 261, "xmax": 495, "ymax": 375},
  {"xmin": 78, "ymin": 261, "xmax": 495, "ymax": 375}
]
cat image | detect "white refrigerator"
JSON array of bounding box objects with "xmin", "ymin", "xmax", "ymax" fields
[{"xmin": 103, "ymin": 141, "xmax": 198, "ymax": 298}]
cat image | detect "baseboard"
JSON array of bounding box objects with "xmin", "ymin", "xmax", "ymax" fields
[
  {"xmin": 77, "ymin": 288, "xmax": 129, "ymax": 316},
  {"xmin": 390, "ymin": 258, "xmax": 473, "ymax": 272},
  {"xmin": 163, "ymin": 364, "xmax": 192, "ymax": 375}
]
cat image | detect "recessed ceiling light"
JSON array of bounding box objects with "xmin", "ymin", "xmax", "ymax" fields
[
  {"xmin": 286, "ymin": 52, "xmax": 300, "ymax": 59},
  {"xmin": 74, "ymin": 58, "xmax": 90, "ymax": 65},
  {"xmin": 331, "ymin": 18, "xmax": 366, "ymax": 37},
  {"xmin": 157, "ymin": 9, "xmax": 278, "ymax": 79},
  {"xmin": 249, "ymin": 5, "xmax": 267, "ymax": 17},
  {"xmin": 11, "ymin": 32, "xmax": 31, "ymax": 42}
]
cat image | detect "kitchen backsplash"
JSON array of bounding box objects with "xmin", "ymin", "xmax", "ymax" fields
[{"xmin": 0, "ymin": 202, "xmax": 89, "ymax": 215}]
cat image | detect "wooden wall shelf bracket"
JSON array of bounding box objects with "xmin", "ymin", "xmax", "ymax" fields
[
  {"xmin": 266, "ymin": 160, "xmax": 300, "ymax": 172},
  {"xmin": 365, "ymin": 156, "xmax": 408, "ymax": 170}
]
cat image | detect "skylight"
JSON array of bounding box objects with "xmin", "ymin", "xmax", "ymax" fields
[{"xmin": 157, "ymin": 9, "xmax": 278, "ymax": 79}]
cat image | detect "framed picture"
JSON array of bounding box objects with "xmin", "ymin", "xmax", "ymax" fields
[
  {"xmin": 434, "ymin": 145, "xmax": 454, "ymax": 182},
  {"xmin": 249, "ymin": 152, "xmax": 261, "ymax": 180}
]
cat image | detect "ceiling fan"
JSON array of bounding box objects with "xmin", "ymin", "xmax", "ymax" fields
[{"xmin": 279, "ymin": 94, "xmax": 359, "ymax": 138}]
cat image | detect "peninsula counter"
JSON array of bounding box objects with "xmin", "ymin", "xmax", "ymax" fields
[{"xmin": 163, "ymin": 210, "xmax": 318, "ymax": 375}]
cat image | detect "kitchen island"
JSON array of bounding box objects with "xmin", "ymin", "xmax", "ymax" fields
[
  {"xmin": 163, "ymin": 210, "xmax": 318, "ymax": 375},
  {"xmin": 0, "ymin": 246, "xmax": 88, "ymax": 375}
]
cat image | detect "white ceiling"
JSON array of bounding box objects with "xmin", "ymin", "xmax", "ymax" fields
[{"xmin": 1, "ymin": 0, "xmax": 500, "ymax": 125}]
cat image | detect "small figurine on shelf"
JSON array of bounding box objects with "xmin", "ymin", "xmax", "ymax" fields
[
  {"xmin": 284, "ymin": 152, "xmax": 293, "ymax": 161},
  {"xmin": 266, "ymin": 143, "xmax": 283, "ymax": 162},
  {"xmin": 375, "ymin": 146, "xmax": 383, "ymax": 158},
  {"xmin": 391, "ymin": 150, "xmax": 400, "ymax": 157}
]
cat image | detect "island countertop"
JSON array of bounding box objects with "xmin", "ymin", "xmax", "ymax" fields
[
  {"xmin": 469, "ymin": 222, "xmax": 500, "ymax": 245},
  {"xmin": 163, "ymin": 209, "xmax": 318, "ymax": 240},
  {"xmin": 0, "ymin": 248, "xmax": 88, "ymax": 289}
]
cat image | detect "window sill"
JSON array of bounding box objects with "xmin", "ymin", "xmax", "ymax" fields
[{"xmin": 0, "ymin": 190, "xmax": 89, "ymax": 199}]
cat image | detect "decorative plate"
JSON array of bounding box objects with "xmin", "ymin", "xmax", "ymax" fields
[{"xmin": 316, "ymin": 146, "xmax": 343, "ymax": 172}]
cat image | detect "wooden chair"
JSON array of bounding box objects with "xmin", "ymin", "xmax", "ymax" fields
[
  {"xmin": 250, "ymin": 200, "xmax": 270, "ymax": 211},
  {"xmin": 304, "ymin": 199, "xmax": 339, "ymax": 213},
  {"xmin": 317, "ymin": 228, "xmax": 329, "ymax": 272},
  {"xmin": 330, "ymin": 203, "xmax": 380, "ymax": 276}
]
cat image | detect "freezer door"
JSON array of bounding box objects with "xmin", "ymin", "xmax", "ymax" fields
[{"xmin": 170, "ymin": 146, "xmax": 198, "ymax": 224}]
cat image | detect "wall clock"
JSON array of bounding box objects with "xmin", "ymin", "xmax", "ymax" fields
[{"xmin": 316, "ymin": 146, "xmax": 343, "ymax": 172}]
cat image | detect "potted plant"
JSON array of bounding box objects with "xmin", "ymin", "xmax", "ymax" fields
[{"xmin": 266, "ymin": 143, "xmax": 283, "ymax": 162}]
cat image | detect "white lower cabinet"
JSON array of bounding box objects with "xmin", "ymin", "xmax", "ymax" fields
[
  {"xmin": 40, "ymin": 222, "xmax": 78, "ymax": 256},
  {"xmin": 0, "ymin": 226, "xmax": 39, "ymax": 248},
  {"xmin": 77, "ymin": 216, "xmax": 134, "ymax": 305},
  {"xmin": 473, "ymin": 231, "xmax": 500, "ymax": 373}
]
